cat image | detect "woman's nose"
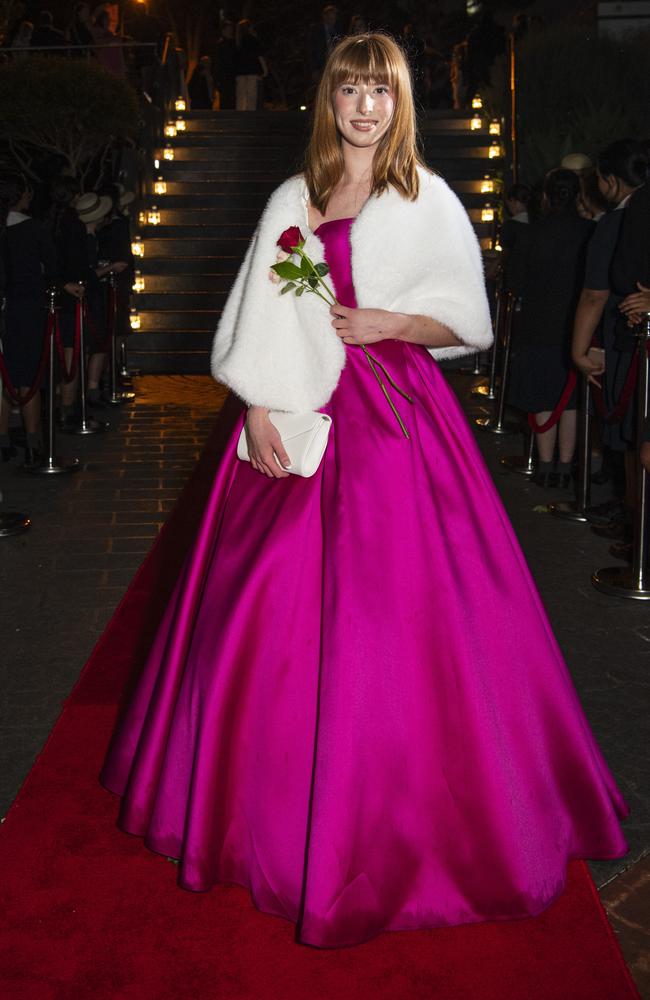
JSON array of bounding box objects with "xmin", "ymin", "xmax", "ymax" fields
[{"xmin": 357, "ymin": 91, "xmax": 373, "ymax": 114}]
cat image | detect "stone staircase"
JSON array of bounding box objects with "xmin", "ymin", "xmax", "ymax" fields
[{"xmin": 130, "ymin": 109, "xmax": 503, "ymax": 374}]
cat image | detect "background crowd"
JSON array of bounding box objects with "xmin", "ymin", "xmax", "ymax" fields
[{"xmin": 499, "ymin": 139, "xmax": 650, "ymax": 555}]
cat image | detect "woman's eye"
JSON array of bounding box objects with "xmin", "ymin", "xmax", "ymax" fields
[
  {"xmin": 341, "ymin": 86, "xmax": 355, "ymax": 94},
  {"xmin": 375, "ymin": 86, "xmax": 389, "ymax": 95}
]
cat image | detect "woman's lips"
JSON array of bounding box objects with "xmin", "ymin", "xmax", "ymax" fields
[{"xmin": 350, "ymin": 120, "xmax": 377, "ymax": 131}]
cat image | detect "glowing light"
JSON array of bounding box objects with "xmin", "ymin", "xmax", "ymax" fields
[
  {"xmin": 163, "ymin": 145, "xmax": 174, "ymax": 161},
  {"xmin": 489, "ymin": 120, "xmax": 501, "ymax": 136},
  {"xmin": 175, "ymin": 97, "xmax": 186, "ymax": 111},
  {"xmin": 147, "ymin": 205, "xmax": 161, "ymax": 226},
  {"xmin": 470, "ymin": 116, "xmax": 482, "ymax": 131},
  {"xmin": 129, "ymin": 308, "xmax": 141, "ymax": 330},
  {"xmin": 164, "ymin": 123, "xmax": 177, "ymax": 138},
  {"xmin": 481, "ymin": 207, "xmax": 495, "ymax": 223},
  {"xmin": 154, "ymin": 157, "xmax": 160, "ymax": 169},
  {"xmin": 175, "ymin": 117, "xmax": 186, "ymax": 132},
  {"xmin": 488, "ymin": 142, "xmax": 503, "ymax": 159},
  {"xmin": 480, "ymin": 177, "xmax": 495, "ymax": 194},
  {"xmin": 131, "ymin": 236, "xmax": 144, "ymax": 258},
  {"xmin": 472, "ymin": 94, "xmax": 482, "ymax": 110},
  {"xmin": 299, "ymin": 104, "xmax": 307, "ymax": 111},
  {"xmin": 154, "ymin": 177, "xmax": 167, "ymax": 196},
  {"xmin": 494, "ymin": 240, "xmax": 503, "ymax": 252},
  {"xmin": 132, "ymin": 270, "xmax": 145, "ymax": 292},
  {"xmin": 138, "ymin": 210, "xmax": 146, "ymax": 224}
]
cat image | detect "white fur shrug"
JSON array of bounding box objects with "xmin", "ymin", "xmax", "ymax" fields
[{"xmin": 211, "ymin": 166, "xmax": 492, "ymax": 411}]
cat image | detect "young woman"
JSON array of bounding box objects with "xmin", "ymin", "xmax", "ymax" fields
[{"xmin": 101, "ymin": 34, "xmax": 628, "ymax": 949}]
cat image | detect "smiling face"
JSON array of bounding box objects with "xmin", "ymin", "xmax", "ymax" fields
[{"xmin": 332, "ymin": 80, "xmax": 395, "ymax": 150}]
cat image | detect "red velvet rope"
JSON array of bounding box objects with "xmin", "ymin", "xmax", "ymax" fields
[
  {"xmin": 528, "ymin": 370, "xmax": 578, "ymax": 433},
  {"xmin": 53, "ymin": 301, "xmax": 82, "ymax": 384},
  {"xmin": 0, "ymin": 312, "xmax": 52, "ymax": 405}
]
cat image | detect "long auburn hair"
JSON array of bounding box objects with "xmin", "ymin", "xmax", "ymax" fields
[{"xmin": 304, "ymin": 33, "xmax": 426, "ymax": 214}]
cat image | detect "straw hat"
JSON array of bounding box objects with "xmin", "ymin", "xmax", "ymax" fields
[
  {"xmin": 561, "ymin": 153, "xmax": 593, "ymax": 172},
  {"xmin": 75, "ymin": 191, "xmax": 112, "ymax": 224}
]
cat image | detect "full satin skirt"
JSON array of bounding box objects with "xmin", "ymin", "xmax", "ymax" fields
[{"xmin": 101, "ymin": 339, "xmax": 628, "ymax": 948}]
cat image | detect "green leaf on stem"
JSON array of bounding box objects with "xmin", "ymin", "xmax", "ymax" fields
[
  {"xmin": 307, "ymin": 276, "xmax": 318, "ymax": 288},
  {"xmin": 296, "ymin": 285, "xmax": 305, "ymax": 296},
  {"xmin": 315, "ymin": 262, "xmax": 330, "ymax": 277},
  {"xmin": 271, "ymin": 261, "xmax": 303, "ymax": 280},
  {"xmin": 280, "ymin": 282, "xmax": 296, "ymax": 295},
  {"xmin": 299, "ymin": 255, "xmax": 311, "ymax": 275}
]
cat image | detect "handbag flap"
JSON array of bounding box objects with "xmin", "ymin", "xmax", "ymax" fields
[{"xmin": 269, "ymin": 411, "xmax": 331, "ymax": 443}]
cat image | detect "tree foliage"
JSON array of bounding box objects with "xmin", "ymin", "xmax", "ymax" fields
[
  {"xmin": 0, "ymin": 57, "xmax": 139, "ymax": 186},
  {"xmin": 485, "ymin": 25, "xmax": 650, "ymax": 184}
]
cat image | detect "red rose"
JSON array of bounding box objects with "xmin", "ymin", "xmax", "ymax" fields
[{"xmin": 277, "ymin": 226, "xmax": 304, "ymax": 254}]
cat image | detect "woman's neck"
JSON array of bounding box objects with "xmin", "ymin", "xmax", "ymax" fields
[{"xmin": 339, "ymin": 139, "xmax": 375, "ymax": 188}]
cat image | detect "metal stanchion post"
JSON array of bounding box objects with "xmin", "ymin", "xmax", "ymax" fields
[
  {"xmin": 475, "ymin": 293, "xmax": 520, "ymax": 435},
  {"xmin": 592, "ymin": 314, "xmax": 650, "ymax": 598},
  {"xmin": 67, "ymin": 295, "xmax": 106, "ymax": 436},
  {"xmin": 459, "ymin": 351, "xmax": 487, "ymax": 376},
  {"xmin": 472, "ymin": 287, "xmax": 501, "ymax": 401},
  {"xmin": 119, "ymin": 340, "xmax": 141, "ymax": 382},
  {"xmin": 500, "ymin": 427, "xmax": 536, "ymax": 475},
  {"xmin": 549, "ymin": 376, "xmax": 591, "ymax": 521},
  {"xmin": 105, "ymin": 273, "xmax": 135, "ymax": 406},
  {"xmin": 28, "ymin": 289, "xmax": 79, "ymax": 475}
]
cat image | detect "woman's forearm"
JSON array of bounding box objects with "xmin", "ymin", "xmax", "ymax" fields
[
  {"xmin": 393, "ymin": 312, "xmax": 462, "ymax": 349},
  {"xmin": 571, "ymin": 289, "xmax": 609, "ymax": 361}
]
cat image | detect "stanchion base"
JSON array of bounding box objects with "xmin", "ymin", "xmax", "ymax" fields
[
  {"xmin": 105, "ymin": 390, "xmax": 136, "ymax": 405},
  {"xmin": 64, "ymin": 417, "xmax": 109, "ymax": 436},
  {"xmin": 592, "ymin": 565, "xmax": 650, "ymax": 599},
  {"xmin": 26, "ymin": 457, "xmax": 80, "ymax": 475},
  {"xmin": 0, "ymin": 511, "xmax": 31, "ymax": 536},
  {"xmin": 475, "ymin": 417, "xmax": 520, "ymax": 435},
  {"xmin": 471, "ymin": 384, "xmax": 497, "ymax": 400},
  {"xmin": 500, "ymin": 454, "xmax": 535, "ymax": 476},
  {"xmin": 548, "ymin": 500, "xmax": 588, "ymax": 522},
  {"xmin": 459, "ymin": 365, "xmax": 488, "ymax": 376}
]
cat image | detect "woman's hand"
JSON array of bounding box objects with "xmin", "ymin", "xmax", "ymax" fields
[
  {"xmin": 573, "ymin": 351, "xmax": 605, "ymax": 387},
  {"xmin": 245, "ymin": 406, "xmax": 292, "ymax": 479},
  {"xmin": 329, "ymin": 304, "xmax": 405, "ymax": 345},
  {"xmin": 620, "ymin": 283, "xmax": 650, "ymax": 326}
]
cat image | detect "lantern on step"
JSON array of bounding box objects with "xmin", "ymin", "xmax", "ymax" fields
[
  {"xmin": 131, "ymin": 235, "xmax": 144, "ymax": 258},
  {"xmin": 489, "ymin": 120, "xmax": 501, "ymax": 136},
  {"xmin": 129, "ymin": 308, "xmax": 141, "ymax": 330},
  {"xmin": 132, "ymin": 270, "xmax": 145, "ymax": 292},
  {"xmin": 481, "ymin": 206, "xmax": 495, "ymax": 223},
  {"xmin": 480, "ymin": 176, "xmax": 495, "ymax": 194},
  {"xmin": 470, "ymin": 115, "xmax": 482, "ymax": 131},
  {"xmin": 472, "ymin": 94, "xmax": 482, "ymax": 109},
  {"xmin": 154, "ymin": 176, "xmax": 167, "ymax": 196},
  {"xmin": 175, "ymin": 97, "xmax": 186, "ymax": 111},
  {"xmin": 163, "ymin": 145, "xmax": 174, "ymax": 161},
  {"xmin": 175, "ymin": 117, "xmax": 186, "ymax": 132},
  {"xmin": 493, "ymin": 238, "xmax": 503, "ymax": 252},
  {"xmin": 154, "ymin": 157, "xmax": 160, "ymax": 170},
  {"xmin": 489, "ymin": 141, "xmax": 503, "ymax": 159},
  {"xmin": 138, "ymin": 209, "xmax": 146, "ymax": 224},
  {"xmin": 299, "ymin": 104, "xmax": 307, "ymax": 111},
  {"xmin": 164, "ymin": 123, "xmax": 177, "ymax": 138},
  {"xmin": 147, "ymin": 205, "xmax": 161, "ymax": 226}
]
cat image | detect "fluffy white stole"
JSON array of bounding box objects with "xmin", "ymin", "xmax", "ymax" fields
[{"xmin": 211, "ymin": 167, "xmax": 493, "ymax": 411}]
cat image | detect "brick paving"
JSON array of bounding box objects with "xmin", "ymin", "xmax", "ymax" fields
[{"xmin": 1, "ymin": 372, "xmax": 648, "ymax": 994}]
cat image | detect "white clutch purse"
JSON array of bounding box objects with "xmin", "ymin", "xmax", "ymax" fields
[{"xmin": 237, "ymin": 410, "xmax": 333, "ymax": 478}]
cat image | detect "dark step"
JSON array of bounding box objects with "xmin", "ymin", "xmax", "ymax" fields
[
  {"xmin": 138, "ymin": 310, "xmax": 220, "ymax": 331},
  {"xmin": 138, "ymin": 222, "xmax": 255, "ymax": 238},
  {"xmin": 142, "ymin": 191, "xmax": 492, "ymax": 217},
  {"xmin": 137, "ymin": 291, "xmax": 227, "ymax": 310},
  {"xmin": 165, "ymin": 147, "xmax": 304, "ymax": 164},
  {"xmin": 130, "ymin": 331, "xmax": 213, "ymax": 351},
  {"xmin": 138, "ymin": 273, "xmax": 238, "ymax": 293},
  {"xmin": 140, "ymin": 237, "xmax": 249, "ymax": 256},
  {"xmin": 155, "ymin": 174, "xmax": 290, "ymax": 189},
  {"xmin": 128, "ymin": 346, "xmax": 211, "ymax": 375},
  {"xmin": 140, "ymin": 256, "xmax": 240, "ymax": 275}
]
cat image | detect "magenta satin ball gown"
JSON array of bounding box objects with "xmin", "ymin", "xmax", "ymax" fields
[{"xmin": 101, "ymin": 217, "xmax": 629, "ymax": 949}]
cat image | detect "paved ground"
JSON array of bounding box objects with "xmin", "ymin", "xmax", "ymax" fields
[{"xmin": 1, "ymin": 372, "xmax": 648, "ymax": 994}]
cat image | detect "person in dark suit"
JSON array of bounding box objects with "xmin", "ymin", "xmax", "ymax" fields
[
  {"xmin": 508, "ymin": 168, "xmax": 593, "ymax": 487},
  {"xmin": 30, "ymin": 10, "xmax": 66, "ymax": 50},
  {"xmin": 215, "ymin": 20, "xmax": 237, "ymax": 110},
  {"xmin": 188, "ymin": 55, "xmax": 215, "ymax": 110},
  {"xmin": 0, "ymin": 173, "xmax": 56, "ymax": 465},
  {"xmin": 307, "ymin": 5, "xmax": 339, "ymax": 82}
]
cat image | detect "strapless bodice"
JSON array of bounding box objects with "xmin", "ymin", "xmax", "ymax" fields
[{"xmin": 313, "ymin": 217, "xmax": 357, "ymax": 309}]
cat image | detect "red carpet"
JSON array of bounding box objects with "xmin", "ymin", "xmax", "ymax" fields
[{"xmin": 0, "ymin": 402, "xmax": 640, "ymax": 1000}]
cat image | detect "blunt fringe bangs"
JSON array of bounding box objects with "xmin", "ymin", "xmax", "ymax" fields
[{"xmin": 303, "ymin": 33, "xmax": 426, "ymax": 215}]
